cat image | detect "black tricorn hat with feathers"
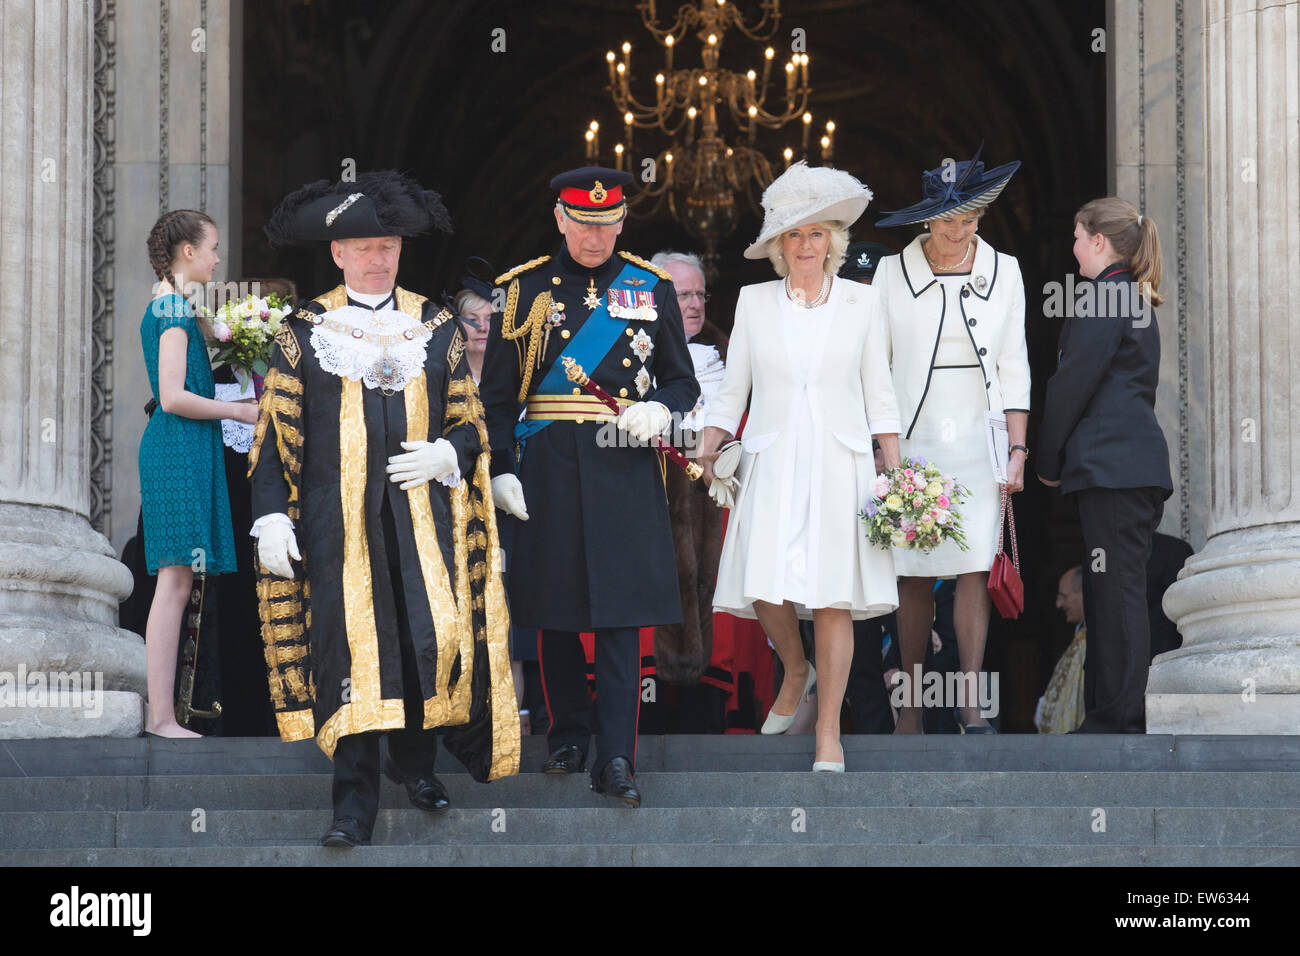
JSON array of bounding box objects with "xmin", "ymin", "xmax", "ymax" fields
[{"xmin": 264, "ymin": 170, "xmax": 452, "ymax": 246}]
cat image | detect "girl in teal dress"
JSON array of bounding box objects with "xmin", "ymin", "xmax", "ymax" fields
[{"xmin": 139, "ymin": 210, "xmax": 258, "ymax": 737}]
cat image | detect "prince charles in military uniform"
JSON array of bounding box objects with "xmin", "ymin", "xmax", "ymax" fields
[{"xmin": 480, "ymin": 168, "xmax": 700, "ymax": 806}]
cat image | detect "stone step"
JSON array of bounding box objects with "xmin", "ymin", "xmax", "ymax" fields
[
  {"xmin": 2, "ymin": 806, "xmax": 1296, "ymax": 850},
  {"xmin": 4, "ymin": 734, "xmax": 1299, "ymax": 777},
  {"xmin": 3, "ymin": 843, "xmax": 1295, "ymax": 867},
  {"xmin": 2, "ymin": 771, "xmax": 1298, "ymax": 812}
]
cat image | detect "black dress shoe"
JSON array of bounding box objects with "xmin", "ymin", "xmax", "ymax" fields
[
  {"xmin": 541, "ymin": 744, "xmax": 586, "ymax": 774},
  {"xmin": 590, "ymin": 756, "xmax": 641, "ymax": 808},
  {"xmin": 383, "ymin": 756, "xmax": 451, "ymax": 812},
  {"xmin": 320, "ymin": 818, "xmax": 370, "ymax": 847}
]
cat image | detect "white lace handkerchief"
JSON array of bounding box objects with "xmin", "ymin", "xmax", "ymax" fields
[{"xmin": 215, "ymin": 381, "xmax": 254, "ymax": 453}]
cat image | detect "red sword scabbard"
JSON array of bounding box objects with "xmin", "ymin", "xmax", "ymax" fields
[{"xmin": 562, "ymin": 357, "xmax": 702, "ymax": 481}]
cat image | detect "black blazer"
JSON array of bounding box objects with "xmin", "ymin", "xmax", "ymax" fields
[{"xmin": 1037, "ymin": 262, "xmax": 1173, "ymax": 495}]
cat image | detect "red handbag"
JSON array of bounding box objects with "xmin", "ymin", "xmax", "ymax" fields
[{"xmin": 987, "ymin": 484, "xmax": 1024, "ymax": 619}]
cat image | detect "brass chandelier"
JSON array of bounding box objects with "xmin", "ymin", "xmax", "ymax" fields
[{"xmin": 582, "ymin": 0, "xmax": 836, "ymax": 277}]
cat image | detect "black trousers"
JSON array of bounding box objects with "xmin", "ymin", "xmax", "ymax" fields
[
  {"xmin": 846, "ymin": 616, "xmax": 895, "ymax": 735},
  {"xmin": 331, "ymin": 500, "xmax": 439, "ymax": 832},
  {"xmin": 538, "ymin": 627, "xmax": 640, "ymax": 776},
  {"xmin": 1077, "ymin": 486, "xmax": 1165, "ymax": 733}
]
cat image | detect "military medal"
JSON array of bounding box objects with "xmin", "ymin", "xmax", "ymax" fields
[
  {"xmin": 607, "ymin": 288, "xmax": 657, "ymax": 321},
  {"xmin": 635, "ymin": 366, "xmax": 651, "ymax": 398},
  {"xmin": 629, "ymin": 328, "xmax": 654, "ymax": 363},
  {"xmin": 543, "ymin": 300, "xmax": 565, "ymax": 356},
  {"xmin": 584, "ymin": 279, "xmax": 600, "ymax": 311}
]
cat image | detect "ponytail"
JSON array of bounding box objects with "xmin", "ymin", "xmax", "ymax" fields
[{"xmin": 1074, "ymin": 197, "xmax": 1165, "ymax": 307}]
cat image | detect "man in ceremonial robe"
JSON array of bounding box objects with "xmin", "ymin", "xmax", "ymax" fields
[
  {"xmin": 480, "ymin": 167, "xmax": 700, "ymax": 806},
  {"xmin": 250, "ymin": 171, "xmax": 518, "ymax": 847}
]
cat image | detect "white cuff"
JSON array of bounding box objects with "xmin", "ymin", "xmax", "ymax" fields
[
  {"xmin": 437, "ymin": 467, "xmax": 462, "ymax": 489},
  {"xmin": 869, "ymin": 419, "xmax": 902, "ymax": 437},
  {"xmin": 250, "ymin": 513, "xmax": 293, "ymax": 538}
]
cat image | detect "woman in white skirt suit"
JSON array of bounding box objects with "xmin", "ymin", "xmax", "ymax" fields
[
  {"xmin": 872, "ymin": 151, "xmax": 1031, "ymax": 733},
  {"xmin": 697, "ymin": 163, "xmax": 902, "ymax": 772}
]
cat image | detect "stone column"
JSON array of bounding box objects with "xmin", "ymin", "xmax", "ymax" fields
[
  {"xmin": 1150, "ymin": 0, "xmax": 1300, "ymax": 733},
  {"xmin": 0, "ymin": 0, "xmax": 142, "ymax": 736},
  {"xmin": 1108, "ymin": 0, "xmax": 1208, "ymax": 549}
]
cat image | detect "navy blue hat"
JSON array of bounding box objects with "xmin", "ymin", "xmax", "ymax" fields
[
  {"xmin": 550, "ymin": 166, "xmax": 634, "ymax": 224},
  {"xmin": 459, "ymin": 257, "xmax": 496, "ymax": 301},
  {"xmin": 875, "ymin": 146, "xmax": 1019, "ymax": 228},
  {"xmin": 264, "ymin": 170, "xmax": 452, "ymax": 246},
  {"xmin": 839, "ymin": 241, "xmax": 895, "ymax": 281}
]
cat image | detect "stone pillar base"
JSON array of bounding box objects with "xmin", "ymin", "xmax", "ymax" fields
[
  {"xmin": 1154, "ymin": 524, "xmax": 1300, "ymax": 734},
  {"xmin": 0, "ymin": 503, "xmax": 143, "ymax": 738},
  {"xmin": 1146, "ymin": 694, "xmax": 1300, "ymax": 735},
  {"xmin": 0, "ymin": 692, "xmax": 143, "ymax": 738}
]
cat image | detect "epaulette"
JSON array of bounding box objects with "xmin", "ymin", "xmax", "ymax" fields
[
  {"xmin": 274, "ymin": 324, "xmax": 301, "ymax": 370},
  {"xmin": 619, "ymin": 250, "xmax": 672, "ymax": 281},
  {"xmin": 494, "ymin": 255, "xmax": 551, "ymax": 285},
  {"xmin": 424, "ymin": 306, "xmax": 454, "ymax": 333}
]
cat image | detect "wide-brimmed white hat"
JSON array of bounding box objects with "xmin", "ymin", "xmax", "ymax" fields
[{"xmin": 743, "ymin": 162, "xmax": 873, "ymax": 259}]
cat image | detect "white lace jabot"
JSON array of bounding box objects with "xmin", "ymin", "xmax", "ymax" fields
[{"xmin": 307, "ymin": 303, "xmax": 430, "ymax": 392}]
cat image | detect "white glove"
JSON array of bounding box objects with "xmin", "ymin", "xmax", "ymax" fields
[
  {"xmin": 709, "ymin": 479, "xmax": 736, "ymax": 510},
  {"xmin": 617, "ymin": 401, "xmax": 671, "ymax": 442},
  {"xmin": 256, "ymin": 519, "xmax": 301, "ymax": 579},
  {"xmin": 386, "ymin": 438, "xmax": 459, "ymax": 490},
  {"xmin": 491, "ymin": 474, "xmax": 529, "ymax": 521}
]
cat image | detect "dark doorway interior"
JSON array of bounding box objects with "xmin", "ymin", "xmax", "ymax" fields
[{"xmin": 242, "ymin": 0, "xmax": 1107, "ymax": 731}]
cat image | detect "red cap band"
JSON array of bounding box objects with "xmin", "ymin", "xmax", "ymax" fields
[{"xmin": 559, "ymin": 182, "xmax": 624, "ymax": 209}]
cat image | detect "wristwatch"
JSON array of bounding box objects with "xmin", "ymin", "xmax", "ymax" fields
[{"xmin": 1010, "ymin": 444, "xmax": 1029, "ymax": 456}]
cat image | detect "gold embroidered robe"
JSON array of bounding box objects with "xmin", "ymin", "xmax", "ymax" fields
[{"xmin": 247, "ymin": 285, "xmax": 518, "ymax": 780}]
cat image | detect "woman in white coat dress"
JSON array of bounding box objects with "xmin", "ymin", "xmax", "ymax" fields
[
  {"xmin": 697, "ymin": 163, "xmax": 902, "ymax": 772},
  {"xmin": 873, "ymin": 151, "xmax": 1031, "ymax": 734}
]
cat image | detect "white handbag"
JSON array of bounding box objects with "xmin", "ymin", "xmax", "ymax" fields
[{"xmin": 709, "ymin": 439, "xmax": 743, "ymax": 509}]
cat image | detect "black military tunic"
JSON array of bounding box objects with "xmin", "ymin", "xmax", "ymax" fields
[{"xmin": 480, "ymin": 245, "xmax": 701, "ymax": 631}]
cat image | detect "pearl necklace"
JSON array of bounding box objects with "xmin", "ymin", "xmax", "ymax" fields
[
  {"xmin": 924, "ymin": 237, "xmax": 975, "ymax": 272},
  {"xmin": 785, "ymin": 274, "xmax": 832, "ymax": 308}
]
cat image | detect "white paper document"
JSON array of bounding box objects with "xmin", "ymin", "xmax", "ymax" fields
[{"xmin": 985, "ymin": 411, "xmax": 1009, "ymax": 484}]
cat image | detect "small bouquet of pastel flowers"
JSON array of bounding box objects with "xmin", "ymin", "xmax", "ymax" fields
[
  {"xmin": 204, "ymin": 292, "xmax": 292, "ymax": 393},
  {"xmin": 861, "ymin": 457, "xmax": 970, "ymax": 553}
]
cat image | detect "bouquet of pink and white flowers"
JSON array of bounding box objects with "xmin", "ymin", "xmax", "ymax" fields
[
  {"xmin": 205, "ymin": 292, "xmax": 292, "ymax": 379},
  {"xmin": 861, "ymin": 457, "xmax": 970, "ymax": 553}
]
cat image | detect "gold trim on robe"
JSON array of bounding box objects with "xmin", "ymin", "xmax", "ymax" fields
[
  {"xmin": 404, "ymin": 370, "xmax": 462, "ymax": 728},
  {"xmin": 317, "ymin": 377, "xmax": 406, "ymax": 758}
]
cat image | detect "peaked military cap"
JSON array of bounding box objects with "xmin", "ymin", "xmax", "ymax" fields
[
  {"xmin": 550, "ymin": 166, "xmax": 633, "ymax": 224},
  {"xmin": 838, "ymin": 241, "xmax": 895, "ymax": 281}
]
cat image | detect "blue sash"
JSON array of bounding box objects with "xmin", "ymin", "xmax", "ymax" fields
[{"xmin": 515, "ymin": 259, "xmax": 654, "ymax": 445}]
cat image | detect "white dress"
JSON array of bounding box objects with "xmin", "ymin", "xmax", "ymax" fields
[
  {"xmin": 707, "ymin": 278, "xmax": 899, "ymax": 621},
  {"xmin": 892, "ymin": 272, "xmax": 1002, "ymax": 578}
]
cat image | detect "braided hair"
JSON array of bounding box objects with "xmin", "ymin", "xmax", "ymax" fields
[{"xmin": 147, "ymin": 209, "xmax": 216, "ymax": 284}]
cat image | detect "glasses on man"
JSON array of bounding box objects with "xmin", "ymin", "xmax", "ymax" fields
[{"xmin": 676, "ymin": 291, "xmax": 710, "ymax": 303}]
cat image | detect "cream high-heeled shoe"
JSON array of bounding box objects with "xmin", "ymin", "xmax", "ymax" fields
[
  {"xmin": 760, "ymin": 662, "xmax": 816, "ymax": 735},
  {"xmin": 812, "ymin": 742, "xmax": 845, "ymax": 773}
]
